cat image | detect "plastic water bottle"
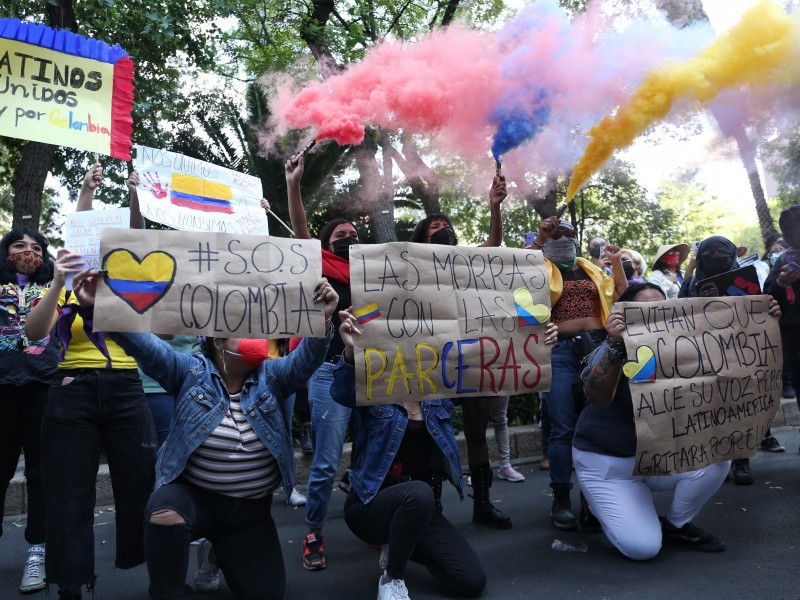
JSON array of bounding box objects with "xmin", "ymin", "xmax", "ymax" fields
[{"xmin": 551, "ymin": 539, "xmax": 588, "ymax": 553}]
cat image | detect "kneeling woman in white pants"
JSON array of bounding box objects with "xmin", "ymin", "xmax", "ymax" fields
[{"xmin": 572, "ymin": 282, "xmax": 771, "ymax": 560}]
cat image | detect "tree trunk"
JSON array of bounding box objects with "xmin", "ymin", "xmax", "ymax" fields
[
  {"xmin": 524, "ymin": 174, "xmax": 559, "ymax": 219},
  {"xmin": 387, "ymin": 137, "xmax": 441, "ymax": 215},
  {"xmin": 13, "ymin": 143, "xmax": 58, "ymax": 230},
  {"xmin": 353, "ymin": 132, "xmax": 396, "ymax": 243},
  {"xmin": 733, "ymin": 132, "xmax": 778, "ymax": 243}
]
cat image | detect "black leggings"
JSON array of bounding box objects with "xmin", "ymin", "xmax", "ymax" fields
[
  {"xmin": 144, "ymin": 481, "xmax": 284, "ymax": 600},
  {"xmin": 344, "ymin": 480, "xmax": 486, "ymax": 597}
]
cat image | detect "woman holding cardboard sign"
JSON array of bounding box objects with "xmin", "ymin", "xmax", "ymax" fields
[
  {"xmin": 25, "ymin": 166, "xmax": 157, "ymax": 600},
  {"xmin": 572, "ymin": 282, "xmax": 773, "ymax": 559},
  {"xmin": 408, "ymin": 175, "xmax": 522, "ymax": 531},
  {"xmin": 63, "ymin": 267, "xmax": 337, "ymax": 600},
  {"xmin": 531, "ymin": 216, "xmax": 627, "ymax": 532},
  {"xmin": 284, "ymin": 152, "xmax": 360, "ymax": 571},
  {"xmin": 332, "ymin": 308, "xmax": 558, "ymax": 600}
]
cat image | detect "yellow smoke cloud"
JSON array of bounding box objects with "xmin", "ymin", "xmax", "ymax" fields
[{"xmin": 566, "ymin": 0, "xmax": 800, "ymax": 200}]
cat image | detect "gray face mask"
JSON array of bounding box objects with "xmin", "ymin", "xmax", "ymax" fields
[{"xmin": 542, "ymin": 237, "xmax": 577, "ymax": 264}]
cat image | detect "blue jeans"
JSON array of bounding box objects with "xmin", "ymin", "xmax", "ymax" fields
[
  {"xmin": 305, "ymin": 362, "xmax": 351, "ymax": 530},
  {"xmin": 42, "ymin": 369, "xmax": 157, "ymax": 588},
  {"xmin": 547, "ymin": 341, "xmax": 582, "ymax": 491},
  {"xmin": 146, "ymin": 392, "xmax": 174, "ymax": 449}
]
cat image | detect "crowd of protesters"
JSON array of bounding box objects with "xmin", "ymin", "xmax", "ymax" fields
[{"xmin": 0, "ymin": 159, "xmax": 796, "ymax": 600}]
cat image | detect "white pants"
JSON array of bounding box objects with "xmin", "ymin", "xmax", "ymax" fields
[{"xmin": 572, "ymin": 447, "xmax": 730, "ymax": 561}]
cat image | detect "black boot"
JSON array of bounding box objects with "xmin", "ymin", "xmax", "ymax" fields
[
  {"xmin": 731, "ymin": 458, "xmax": 754, "ymax": 485},
  {"xmin": 551, "ymin": 488, "xmax": 578, "ymax": 531},
  {"xmin": 300, "ymin": 423, "xmax": 313, "ymax": 456},
  {"xmin": 470, "ymin": 464, "xmax": 512, "ymax": 529},
  {"xmin": 578, "ymin": 491, "xmax": 602, "ymax": 533}
]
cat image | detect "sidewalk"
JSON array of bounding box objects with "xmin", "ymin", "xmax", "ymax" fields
[{"xmin": 5, "ymin": 397, "xmax": 798, "ymax": 517}]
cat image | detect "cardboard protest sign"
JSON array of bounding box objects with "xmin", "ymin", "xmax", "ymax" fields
[
  {"xmin": 696, "ymin": 264, "xmax": 761, "ymax": 297},
  {"xmin": 94, "ymin": 229, "xmax": 324, "ymax": 339},
  {"xmin": 133, "ymin": 146, "xmax": 269, "ymax": 236},
  {"xmin": 619, "ymin": 295, "xmax": 782, "ymax": 475},
  {"xmin": 0, "ymin": 18, "xmax": 134, "ymax": 159},
  {"xmin": 350, "ymin": 243, "xmax": 552, "ymax": 405},
  {"xmin": 63, "ymin": 208, "xmax": 129, "ymax": 290}
]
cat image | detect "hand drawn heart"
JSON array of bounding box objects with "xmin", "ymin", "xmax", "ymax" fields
[
  {"xmin": 102, "ymin": 249, "xmax": 177, "ymax": 314},
  {"xmin": 733, "ymin": 276, "xmax": 760, "ymax": 295},
  {"xmin": 622, "ymin": 345, "xmax": 657, "ymax": 382},
  {"xmin": 513, "ymin": 288, "xmax": 551, "ymax": 326}
]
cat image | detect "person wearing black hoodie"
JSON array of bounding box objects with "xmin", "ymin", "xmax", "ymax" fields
[
  {"xmin": 765, "ymin": 205, "xmax": 800, "ymax": 453},
  {"xmin": 679, "ymin": 236, "xmax": 757, "ymax": 484}
]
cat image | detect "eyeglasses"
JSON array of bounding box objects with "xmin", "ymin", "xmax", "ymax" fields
[{"xmin": 551, "ymin": 227, "xmax": 577, "ymax": 240}]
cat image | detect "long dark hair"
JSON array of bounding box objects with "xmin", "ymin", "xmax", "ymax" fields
[
  {"xmin": 0, "ymin": 228, "xmax": 54, "ymax": 285},
  {"xmin": 318, "ymin": 218, "xmax": 356, "ymax": 251},
  {"xmin": 410, "ymin": 213, "xmax": 457, "ymax": 244},
  {"xmin": 200, "ymin": 336, "xmax": 225, "ymax": 359},
  {"xmin": 617, "ymin": 281, "xmax": 666, "ymax": 303}
]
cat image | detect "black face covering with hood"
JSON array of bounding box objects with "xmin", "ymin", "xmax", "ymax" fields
[{"xmin": 695, "ymin": 236, "xmax": 739, "ymax": 281}]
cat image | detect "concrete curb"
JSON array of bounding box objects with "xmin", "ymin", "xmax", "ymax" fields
[{"xmin": 5, "ymin": 398, "xmax": 798, "ymax": 517}]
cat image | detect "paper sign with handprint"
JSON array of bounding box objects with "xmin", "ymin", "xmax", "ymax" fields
[{"xmin": 134, "ymin": 145, "xmax": 268, "ymax": 235}]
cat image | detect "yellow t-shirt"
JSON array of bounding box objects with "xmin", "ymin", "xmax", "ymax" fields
[{"xmin": 55, "ymin": 287, "xmax": 138, "ymax": 370}]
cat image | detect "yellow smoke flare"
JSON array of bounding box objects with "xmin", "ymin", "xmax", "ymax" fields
[{"xmin": 566, "ymin": 0, "xmax": 800, "ymax": 200}]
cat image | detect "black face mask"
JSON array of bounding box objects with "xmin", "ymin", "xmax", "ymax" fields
[
  {"xmin": 703, "ymin": 254, "xmax": 733, "ymax": 276},
  {"xmin": 430, "ymin": 227, "xmax": 457, "ymax": 246},
  {"xmin": 331, "ymin": 236, "xmax": 357, "ymax": 260},
  {"xmin": 622, "ymin": 260, "xmax": 635, "ymax": 279}
]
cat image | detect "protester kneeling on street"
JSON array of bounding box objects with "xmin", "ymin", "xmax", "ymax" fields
[
  {"xmin": 66, "ymin": 268, "xmax": 338, "ymax": 600},
  {"xmin": 573, "ymin": 282, "xmax": 781, "ymax": 560},
  {"xmin": 331, "ymin": 308, "xmax": 558, "ymax": 599}
]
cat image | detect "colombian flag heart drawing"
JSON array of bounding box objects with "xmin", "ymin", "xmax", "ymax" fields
[
  {"xmin": 102, "ymin": 249, "xmax": 177, "ymax": 314},
  {"xmin": 622, "ymin": 346, "xmax": 657, "ymax": 383}
]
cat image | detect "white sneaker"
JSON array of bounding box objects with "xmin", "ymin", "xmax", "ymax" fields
[
  {"xmin": 289, "ymin": 488, "xmax": 307, "ymax": 507},
  {"xmin": 20, "ymin": 544, "xmax": 46, "ymax": 593},
  {"xmin": 377, "ymin": 575, "xmax": 410, "ymax": 600},
  {"xmin": 194, "ymin": 539, "xmax": 221, "ymax": 593},
  {"xmin": 497, "ymin": 464, "xmax": 525, "ymax": 482}
]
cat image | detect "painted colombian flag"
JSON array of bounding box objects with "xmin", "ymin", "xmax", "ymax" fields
[
  {"xmin": 103, "ymin": 250, "xmax": 176, "ymax": 314},
  {"xmin": 355, "ymin": 303, "xmax": 381, "ymax": 325},
  {"xmin": 170, "ymin": 173, "xmax": 235, "ymax": 214}
]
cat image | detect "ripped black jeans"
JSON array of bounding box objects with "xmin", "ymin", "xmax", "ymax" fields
[{"xmin": 144, "ymin": 480, "xmax": 284, "ymax": 600}]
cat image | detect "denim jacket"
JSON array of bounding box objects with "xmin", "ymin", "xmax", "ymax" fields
[
  {"xmin": 331, "ymin": 358, "xmax": 464, "ymax": 505},
  {"xmin": 109, "ymin": 328, "xmax": 333, "ymax": 496}
]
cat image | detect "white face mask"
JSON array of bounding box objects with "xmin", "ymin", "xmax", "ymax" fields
[{"xmin": 769, "ymin": 250, "xmax": 784, "ymax": 266}]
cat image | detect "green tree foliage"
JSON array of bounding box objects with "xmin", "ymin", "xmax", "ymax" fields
[{"xmin": 766, "ymin": 132, "xmax": 800, "ymax": 212}]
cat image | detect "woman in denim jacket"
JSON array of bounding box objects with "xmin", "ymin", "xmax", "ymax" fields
[
  {"xmin": 68, "ymin": 269, "xmax": 338, "ymax": 600},
  {"xmin": 333, "ymin": 310, "xmax": 556, "ymax": 600}
]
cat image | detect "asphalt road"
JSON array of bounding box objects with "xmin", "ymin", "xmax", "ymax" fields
[{"xmin": 2, "ymin": 427, "xmax": 798, "ymax": 600}]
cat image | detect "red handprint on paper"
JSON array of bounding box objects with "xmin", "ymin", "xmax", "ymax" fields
[{"xmin": 141, "ymin": 172, "xmax": 169, "ymax": 199}]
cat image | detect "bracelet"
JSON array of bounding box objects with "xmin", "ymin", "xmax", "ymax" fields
[
  {"xmin": 532, "ymin": 241, "xmax": 543, "ymax": 249},
  {"xmin": 607, "ymin": 340, "xmax": 626, "ymax": 360}
]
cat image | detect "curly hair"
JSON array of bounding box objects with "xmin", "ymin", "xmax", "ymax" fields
[{"xmin": 0, "ymin": 227, "xmax": 55, "ymax": 286}]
